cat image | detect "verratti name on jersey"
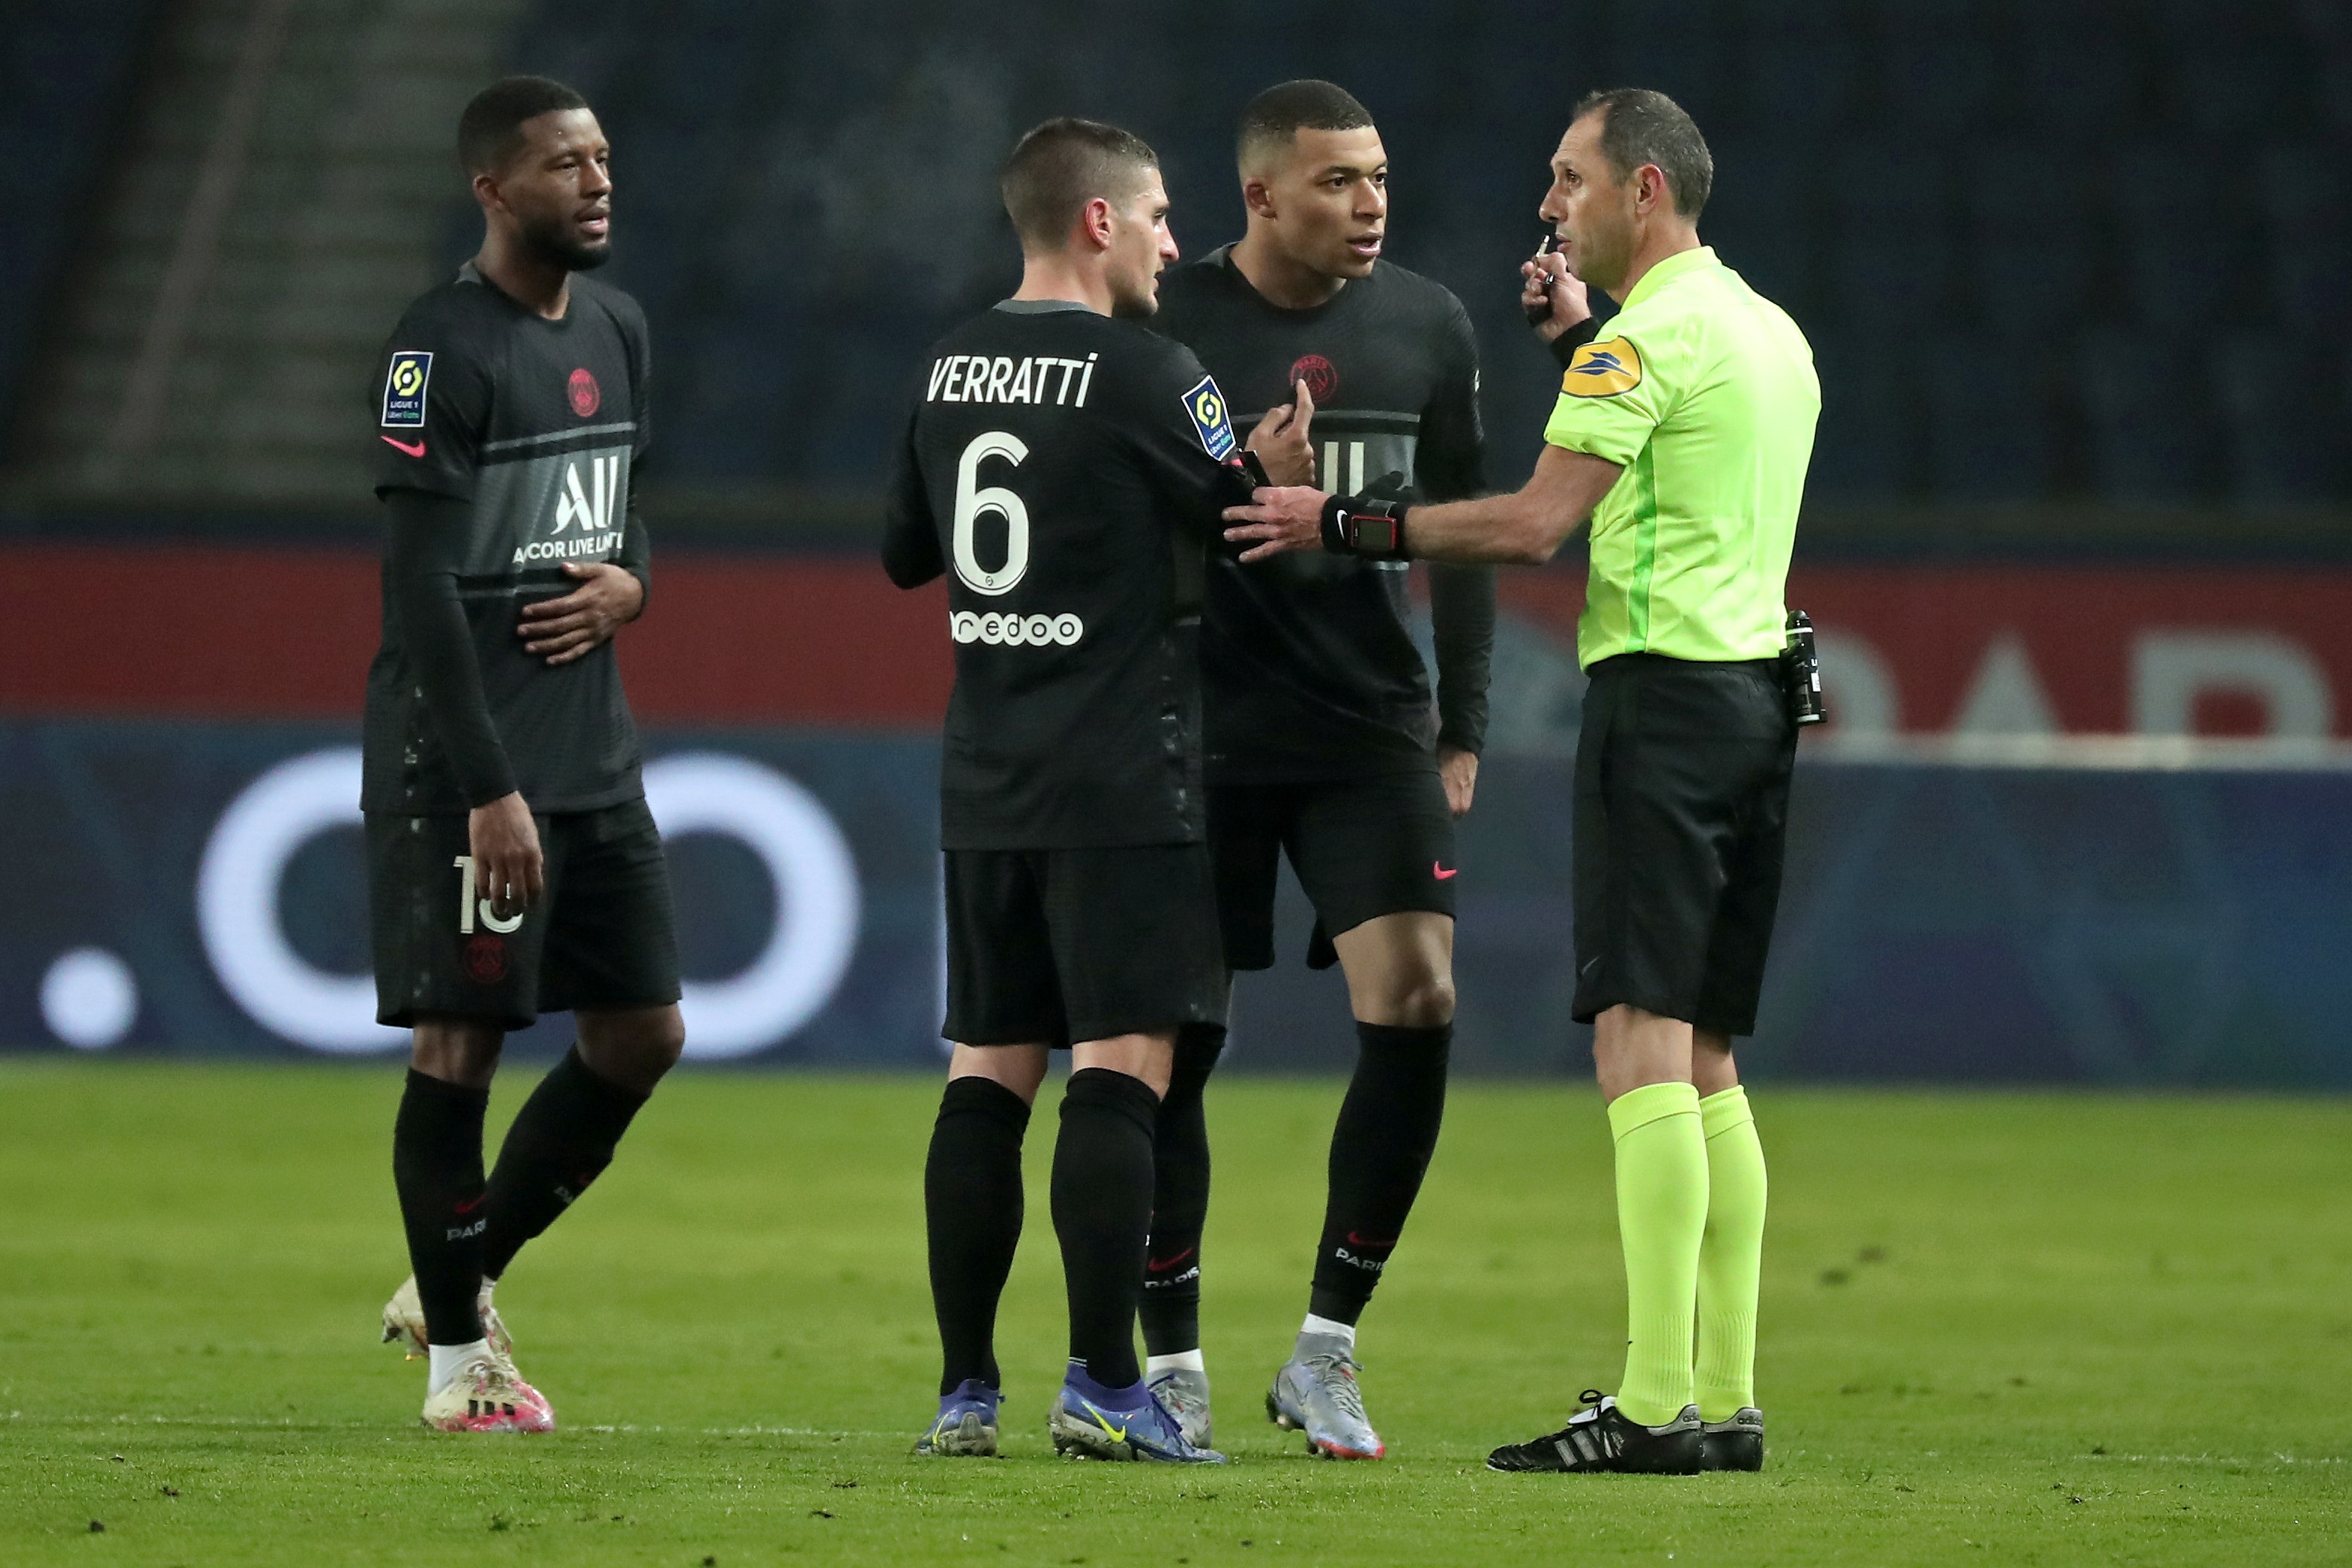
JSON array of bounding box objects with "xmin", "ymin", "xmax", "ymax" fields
[{"xmin": 926, "ymin": 351, "xmax": 1099, "ymax": 407}]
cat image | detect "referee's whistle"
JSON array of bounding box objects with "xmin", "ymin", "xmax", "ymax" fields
[{"xmin": 1524, "ymin": 236, "xmax": 1558, "ymax": 326}]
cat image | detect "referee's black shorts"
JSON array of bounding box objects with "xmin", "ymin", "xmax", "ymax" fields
[
  {"xmin": 943, "ymin": 844, "xmax": 1228, "ymax": 1048},
  {"xmin": 367, "ymin": 797, "xmax": 682, "ymax": 1032},
  {"xmin": 1207, "ymin": 766, "xmax": 1457, "ymax": 972},
  {"xmin": 1572, "ymin": 653, "xmax": 1797, "ymax": 1037}
]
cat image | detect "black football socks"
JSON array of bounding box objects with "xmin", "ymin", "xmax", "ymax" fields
[
  {"xmin": 926, "ymin": 1075, "xmax": 1033, "ymax": 1395},
  {"xmin": 1140, "ymin": 1023, "xmax": 1224, "ymax": 1356},
  {"xmin": 1052, "ymin": 1067, "xmax": 1161, "ymax": 1390},
  {"xmin": 478, "ymin": 1046, "xmax": 650, "ymax": 1282},
  {"xmin": 392, "ymin": 1068, "xmax": 490, "ymax": 1345},
  {"xmin": 1307, "ymin": 1022, "xmax": 1452, "ymax": 1325}
]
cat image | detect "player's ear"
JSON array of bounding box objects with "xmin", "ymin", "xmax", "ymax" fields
[
  {"xmin": 1240, "ymin": 173, "xmax": 1277, "ymax": 221},
  {"xmin": 472, "ymin": 169, "xmax": 505, "ymax": 215},
  {"xmin": 1077, "ymin": 194, "xmax": 1115, "ymax": 252}
]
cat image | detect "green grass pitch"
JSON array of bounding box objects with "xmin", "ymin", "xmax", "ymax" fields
[{"xmin": 1, "ymin": 1063, "xmax": 2347, "ymax": 1566}]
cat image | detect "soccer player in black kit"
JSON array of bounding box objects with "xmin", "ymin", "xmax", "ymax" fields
[
  {"xmin": 366, "ymin": 77, "xmax": 684, "ymax": 1433},
  {"xmin": 884, "ymin": 118, "xmax": 1311, "ymax": 1463},
  {"xmin": 1140, "ymin": 80, "xmax": 1494, "ymax": 1460}
]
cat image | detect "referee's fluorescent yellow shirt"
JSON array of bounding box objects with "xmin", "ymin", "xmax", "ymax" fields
[{"xmin": 1542, "ymin": 246, "xmax": 1819, "ymax": 669}]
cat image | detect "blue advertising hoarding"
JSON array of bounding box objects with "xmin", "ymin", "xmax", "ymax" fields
[{"xmin": 4, "ymin": 717, "xmax": 2349, "ymax": 1084}]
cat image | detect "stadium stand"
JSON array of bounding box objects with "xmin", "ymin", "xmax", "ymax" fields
[
  {"xmin": 489, "ymin": 0, "xmax": 2352, "ymax": 509},
  {"xmin": 1, "ymin": 0, "xmax": 2346, "ymax": 518},
  {"xmin": 4, "ymin": 0, "xmax": 527, "ymax": 508},
  {"xmin": 0, "ymin": 1, "xmax": 156, "ymax": 444}
]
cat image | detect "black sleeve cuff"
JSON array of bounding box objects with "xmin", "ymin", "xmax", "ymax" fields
[{"xmin": 1546, "ymin": 315, "xmax": 1603, "ymax": 369}]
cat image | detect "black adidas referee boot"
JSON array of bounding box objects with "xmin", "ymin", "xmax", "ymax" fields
[
  {"xmin": 1486, "ymin": 1391, "xmax": 1702, "ymax": 1474},
  {"xmin": 1700, "ymin": 1408, "xmax": 1765, "ymax": 1471}
]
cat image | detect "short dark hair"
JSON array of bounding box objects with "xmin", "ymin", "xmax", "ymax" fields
[
  {"xmin": 1572, "ymin": 88, "xmax": 1713, "ymax": 221},
  {"xmin": 1237, "ymin": 79, "xmax": 1375, "ymax": 168},
  {"xmin": 458, "ymin": 76, "xmax": 591, "ymax": 175},
  {"xmin": 1000, "ymin": 117, "xmax": 1160, "ymax": 251}
]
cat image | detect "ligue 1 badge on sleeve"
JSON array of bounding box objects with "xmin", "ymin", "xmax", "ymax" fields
[
  {"xmin": 381, "ymin": 350, "xmax": 432, "ymax": 427},
  {"xmin": 1182, "ymin": 374, "xmax": 1237, "ymax": 461}
]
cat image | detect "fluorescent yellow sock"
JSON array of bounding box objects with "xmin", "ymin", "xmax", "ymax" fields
[
  {"xmin": 1696, "ymin": 1084, "xmax": 1767, "ymax": 1422},
  {"xmin": 1607, "ymin": 1080, "xmax": 1707, "ymax": 1427}
]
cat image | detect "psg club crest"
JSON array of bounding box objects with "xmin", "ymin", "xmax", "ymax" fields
[
  {"xmin": 567, "ymin": 367, "xmax": 601, "ymax": 418},
  {"xmin": 1289, "ymin": 353, "xmax": 1339, "ymax": 403},
  {"xmin": 463, "ymin": 934, "xmax": 509, "ymax": 985}
]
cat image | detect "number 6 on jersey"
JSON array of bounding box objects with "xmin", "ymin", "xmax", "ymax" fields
[{"xmin": 952, "ymin": 431, "xmax": 1030, "ymax": 596}]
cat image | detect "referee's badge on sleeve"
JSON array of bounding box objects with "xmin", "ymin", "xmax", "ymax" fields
[
  {"xmin": 381, "ymin": 350, "xmax": 432, "ymax": 428},
  {"xmin": 1561, "ymin": 337, "xmax": 1644, "ymax": 398},
  {"xmin": 1181, "ymin": 374, "xmax": 1237, "ymax": 460}
]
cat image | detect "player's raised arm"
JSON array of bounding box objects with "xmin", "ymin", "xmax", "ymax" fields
[{"xmin": 1241, "ymin": 376, "xmax": 1317, "ymax": 486}]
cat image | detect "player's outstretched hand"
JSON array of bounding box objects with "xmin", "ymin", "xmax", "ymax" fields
[
  {"xmin": 469, "ymin": 791, "xmax": 544, "ymax": 920},
  {"xmin": 1244, "ymin": 377, "xmax": 1317, "ymax": 487},
  {"xmin": 1522, "ymin": 247, "xmax": 1593, "ymax": 343},
  {"xmin": 518, "ymin": 561, "xmax": 645, "ymax": 665},
  {"xmin": 1223, "ymin": 485, "xmax": 1329, "ymax": 563}
]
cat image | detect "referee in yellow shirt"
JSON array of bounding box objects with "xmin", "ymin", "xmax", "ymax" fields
[{"xmin": 1224, "ymin": 87, "xmax": 1819, "ymax": 1476}]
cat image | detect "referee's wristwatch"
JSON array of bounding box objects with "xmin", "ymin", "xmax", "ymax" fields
[{"xmin": 1319, "ymin": 494, "xmax": 1411, "ymax": 561}]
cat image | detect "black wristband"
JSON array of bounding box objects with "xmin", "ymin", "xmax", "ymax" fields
[
  {"xmin": 1319, "ymin": 494, "xmax": 1411, "ymax": 560},
  {"xmin": 1546, "ymin": 314, "xmax": 1603, "ymax": 369}
]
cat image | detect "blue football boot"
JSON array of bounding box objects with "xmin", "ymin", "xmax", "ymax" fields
[
  {"xmin": 1047, "ymin": 1362, "xmax": 1227, "ymax": 1463},
  {"xmin": 914, "ymin": 1377, "xmax": 1001, "ymax": 1457}
]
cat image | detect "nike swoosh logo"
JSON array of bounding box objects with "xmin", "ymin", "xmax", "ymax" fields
[
  {"xmin": 1145, "ymin": 1247, "xmax": 1197, "ymax": 1274},
  {"xmin": 453, "ymin": 1194, "xmax": 486, "ymax": 1214},
  {"xmin": 381, "ymin": 435, "xmax": 426, "ymax": 457},
  {"xmin": 1088, "ymin": 1409, "xmax": 1128, "ymax": 1442},
  {"xmin": 1433, "ymin": 862, "xmax": 1459, "ymax": 880},
  {"xmin": 1346, "ymin": 1231, "xmax": 1398, "ymax": 1247}
]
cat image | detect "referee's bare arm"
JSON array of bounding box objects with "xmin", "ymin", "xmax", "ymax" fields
[{"xmin": 1223, "ymin": 444, "xmax": 1622, "ymax": 565}]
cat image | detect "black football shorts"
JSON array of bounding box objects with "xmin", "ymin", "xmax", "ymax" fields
[
  {"xmin": 1571, "ymin": 653, "xmax": 1797, "ymax": 1037},
  {"xmin": 367, "ymin": 797, "xmax": 682, "ymax": 1031},
  {"xmin": 942, "ymin": 844, "xmax": 1228, "ymax": 1047},
  {"xmin": 1207, "ymin": 767, "xmax": 1458, "ymax": 971}
]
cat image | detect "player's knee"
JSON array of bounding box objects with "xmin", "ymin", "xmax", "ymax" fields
[
  {"xmin": 646, "ymin": 1009, "xmax": 687, "ymax": 1068},
  {"xmin": 630, "ymin": 1009, "xmax": 686, "ymax": 1077},
  {"xmin": 1363, "ymin": 971, "xmax": 1455, "ymax": 1030},
  {"xmin": 580, "ymin": 1006, "xmax": 686, "ymax": 1087},
  {"xmin": 1402, "ymin": 973, "xmax": 1457, "ymax": 1028}
]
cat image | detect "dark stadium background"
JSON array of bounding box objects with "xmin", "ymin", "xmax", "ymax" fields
[{"xmin": 3, "ymin": 0, "xmax": 2349, "ymax": 1082}]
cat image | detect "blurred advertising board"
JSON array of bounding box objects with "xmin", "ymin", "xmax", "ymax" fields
[
  {"xmin": 5, "ymin": 547, "xmax": 2352, "ymax": 1081},
  {"xmin": 4, "ymin": 719, "xmax": 2349, "ymax": 1084}
]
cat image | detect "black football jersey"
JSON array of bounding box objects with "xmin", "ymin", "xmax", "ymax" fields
[
  {"xmin": 364, "ymin": 264, "xmax": 651, "ymax": 814},
  {"xmin": 1152, "ymin": 247, "xmax": 1495, "ymax": 782},
  {"xmin": 882, "ymin": 300, "xmax": 1244, "ymax": 850}
]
